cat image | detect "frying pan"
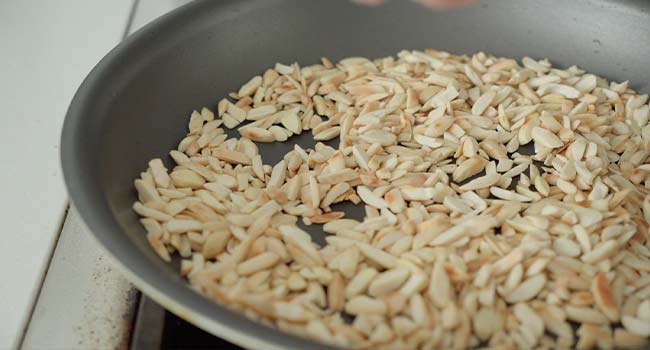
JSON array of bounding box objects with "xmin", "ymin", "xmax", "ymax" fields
[{"xmin": 61, "ymin": 0, "xmax": 650, "ymax": 348}]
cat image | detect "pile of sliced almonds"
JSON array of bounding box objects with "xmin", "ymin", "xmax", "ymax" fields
[{"xmin": 133, "ymin": 49, "xmax": 650, "ymax": 349}]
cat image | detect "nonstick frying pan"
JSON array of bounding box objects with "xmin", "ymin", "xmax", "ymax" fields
[{"xmin": 61, "ymin": 0, "xmax": 650, "ymax": 348}]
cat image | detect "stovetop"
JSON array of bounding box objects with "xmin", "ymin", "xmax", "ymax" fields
[{"xmin": 131, "ymin": 295, "xmax": 244, "ymax": 350}]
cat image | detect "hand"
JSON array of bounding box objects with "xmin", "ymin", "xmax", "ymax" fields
[{"xmin": 354, "ymin": 0, "xmax": 476, "ymax": 10}]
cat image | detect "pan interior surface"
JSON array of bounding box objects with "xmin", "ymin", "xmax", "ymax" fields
[{"xmin": 61, "ymin": 0, "xmax": 650, "ymax": 348}]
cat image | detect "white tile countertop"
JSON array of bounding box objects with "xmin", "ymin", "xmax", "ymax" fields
[
  {"xmin": 0, "ymin": 1, "xmax": 187, "ymax": 348},
  {"xmin": 0, "ymin": 1, "xmax": 132, "ymax": 348}
]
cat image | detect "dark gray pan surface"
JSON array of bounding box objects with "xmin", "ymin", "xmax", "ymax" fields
[{"xmin": 61, "ymin": 0, "xmax": 650, "ymax": 348}]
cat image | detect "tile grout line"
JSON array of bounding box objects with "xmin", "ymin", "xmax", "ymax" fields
[
  {"xmin": 122, "ymin": 0, "xmax": 141, "ymax": 40},
  {"xmin": 16, "ymin": 204, "xmax": 70, "ymax": 349},
  {"xmin": 17, "ymin": 1, "xmax": 140, "ymax": 348}
]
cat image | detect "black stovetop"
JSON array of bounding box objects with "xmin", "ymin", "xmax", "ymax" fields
[{"xmin": 130, "ymin": 294, "xmax": 244, "ymax": 350}]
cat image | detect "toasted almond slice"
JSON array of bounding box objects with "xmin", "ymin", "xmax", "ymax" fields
[
  {"xmin": 279, "ymin": 110, "xmax": 301, "ymax": 134},
  {"xmin": 337, "ymin": 247, "xmax": 360, "ymax": 279},
  {"xmin": 546, "ymin": 84, "xmax": 580, "ymax": 99},
  {"xmin": 237, "ymin": 252, "xmax": 280, "ymax": 275},
  {"xmin": 239, "ymin": 126, "xmax": 275, "ymax": 142},
  {"xmin": 222, "ymin": 113, "xmax": 241, "ymax": 129},
  {"xmin": 357, "ymin": 186, "xmax": 388, "ymax": 209},
  {"xmin": 459, "ymin": 173, "xmax": 500, "ymax": 191},
  {"xmin": 472, "ymin": 90, "xmax": 496, "ymax": 115},
  {"xmin": 492, "ymin": 248, "xmax": 524, "ymax": 275},
  {"xmin": 490, "ymin": 187, "xmax": 531, "ymax": 202},
  {"xmin": 473, "ymin": 307, "xmax": 499, "ymax": 341},
  {"xmin": 308, "ymin": 173, "xmax": 320, "ymax": 209},
  {"xmin": 531, "ymin": 126, "xmax": 563, "ymax": 148},
  {"xmin": 352, "ymin": 145, "xmax": 370, "ymax": 171},
  {"xmin": 573, "ymin": 225, "xmax": 591, "ymax": 253},
  {"xmin": 429, "ymin": 224, "xmax": 469, "ymax": 246},
  {"xmin": 505, "ymin": 274, "xmax": 546, "ymax": 303},
  {"xmin": 425, "ymin": 114, "xmax": 454, "ymax": 138},
  {"xmin": 213, "ymin": 148, "xmax": 251, "ymax": 165},
  {"xmin": 227, "ymin": 102, "xmax": 247, "ymax": 122},
  {"xmin": 574, "ymin": 206, "xmax": 603, "ymax": 227},
  {"xmin": 346, "ymin": 268, "xmax": 379, "ymax": 298},
  {"xmin": 565, "ymin": 305, "xmax": 609, "ymax": 325},
  {"xmin": 368, "ymin": 268, "xmax": 410, "ymax": 297},
  {"xmin": 202, "ymin": 231, "xmax": 231, "ymax": 259},
  {"xmin": 148, "ymin": 159, "xmax": 170, "ymax": 188},
  {"xmin": 514, "ymin": 303, "xmax": 544, "ymax": 339},
  {"xmin": 317, "ymin": 168, "xmax": 359, "ymax": 184},
  {"xmin": 199, "ymin": 107, "xmax": 215, "ymax": 123},
  {"xmin": 252, "ymin": 154, "xmax": 265, "ymax": 181},
  {"xmin": 581, "ymin": 240, "xmax": 618, "ymax": 264},
  {"xmin": 453, "ymin": 157, "xmax": 487, "ymax": 182},
  {"xmin": 321, "ymin": 182, "xmax": 350, "ymax": 208},
  {"xmin": 400, "ymin": 186, "xmax": 435, "ymax": 201},
  {"xmin": 267, "ymin": 160, "xmax": 287, "ymax": 189},
  {"xmin": 428, "ymin": 258, "xmax": 452, "ymax": 307},
  {"xmin": 345, "ymin": 296, "xmax": 387, "ymax": 315},
  {"xmin": 206, "ymin": 175, "xmax": 233, "ymax": 192},
  {"xmin": 384, "ymin": 188, "xmax": 406, "ymax": 213},
  {"xmin": 314, "ymin": 126, "xmax": 341, "ymax": 141},
  {"xmin": 534, "ymin": 176, "xmax": 550, "ymax": 196},
  {"xmin": 251, "ymin": 200, "xmax": 282, "ymax": 219},
  {"xmin": 147, "ymin": 230, "xmax": 171, "ymax": 261},
  {"xmin": 279, "ymin": 225, "xmax": 322, "ymax": 266},
  {"xmin": 170, "ymin": 169, "xmax": 205, "ymax": 189},
  {"xmin": 247, "ymin": 105, "xmax": 277, "ymax": 120},
  {"xmin": 134, "ymin": 178, "xmax": 162, "ymax": 204},
  {"xmin": 268, "ymin": 125, "xmax": 288, "ymax": 141},
  {"xmin": 430, "ymin": 215, "xmax": 497, "ymax": 246},
  {"xmin": 286, "ymin": 175, "xmax": 302, "ymax": 201},
  {"xmin": 238, "ymin": 75, "xmax": 262, "ymax": 97},
  {"xmin": 431, "ymin": 85, "xmax": 459, "ymax": 107},
  {"xmin": 553, "ymin": 238, "xmax": 581, "ymax": 257},
  {"xmin": 188, "ymin": 110, "xmax": 203, "ymax": 134},
  {"xmin": 592, "ymin": 272, "xmax": 619, "ymax": 321},
  {"xmin": 556, "ymin": 178, "xmax": 577, "ymax": 194},
  {"xmin": 360, "ymin": 129, "xmax": 397, "ymax": 146},
  {"xmin": 359, "ymin": 243, "xmax": 397, "ymax": 269},
  {"xmin": 165, "ymin": 219, "xmax": 203, "ymax": 234},
  {"xmin": 309, "ymin": 211, "xmax": 344, "ymax": 224},
  {"xmin": 414, "ymin": 134, "xmax": 443, "ymax": 148},
  {"xmin": 398, "ymin": 272, "xmax": 427, "ymax": 296},
  {"xmin": 327, "ymin": 273, "xmax": 345, "ymax": 312}
]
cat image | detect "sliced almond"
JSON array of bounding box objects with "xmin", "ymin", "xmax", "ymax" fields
[
  {"xmin": 531, "ymin": 126, "xmax": 563, "ymax": 148},
  {"xmin": 357, "ymin": 186, "xmax": 388, "ymax": 209},
  {"xmin": 238, "ymin": 75, "xmax": 262, "ymax": 97},
  {"xmin": 213, "ymin": 148, "xmax": 251, "ymax": 165},
  {"xmin": 505, "ymin": 274, "xmax": 546, "ymax": 303},
  {"xmin": 170, "ymin": 169, "xmax": 205, "ymax": 189},
  {"xmin": 239, "ymin": 126, "xmax": 275, "ymax": 142}
]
